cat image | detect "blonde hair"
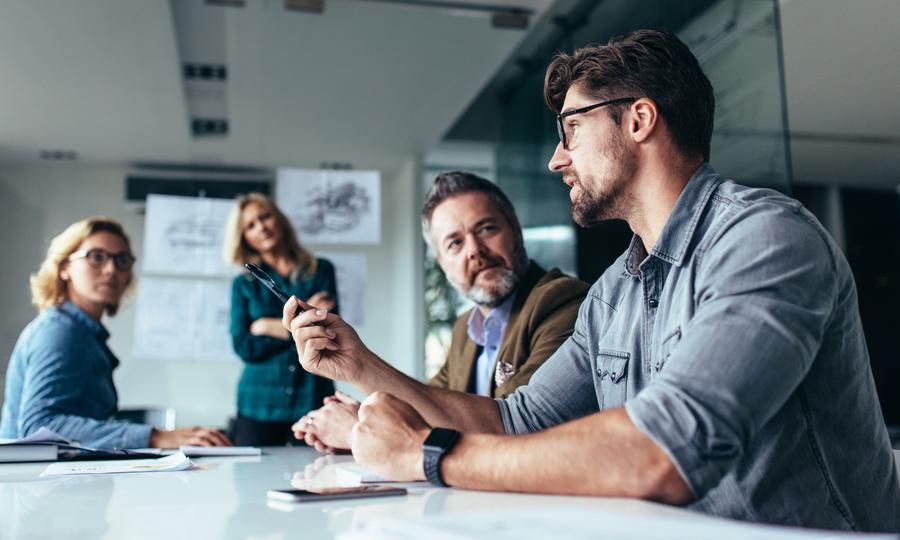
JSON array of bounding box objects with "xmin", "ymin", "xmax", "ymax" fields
[
  {"xmin": 30, "ymin": 217, "xmax": 136, "ymax": 316},
  {"xmin": 223, "ymin": 193, "xmax": 317, "ymax": 278}
]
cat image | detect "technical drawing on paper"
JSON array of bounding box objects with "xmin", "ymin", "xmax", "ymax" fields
[
  {"xmin": 297, "ymin": 181, "xmax": 371, "ymax": 235},
  {"xmin": 164, "ymin": 217, "xmax": 220, "ymax": 248},
  {"xmin": 276, "ymin": 169, "xmax": 381, "ymax": 245}
]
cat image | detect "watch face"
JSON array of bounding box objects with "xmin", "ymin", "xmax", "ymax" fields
[{"xmin": 423, "ymin": 428, "xmax": 459, "ymax": 451}]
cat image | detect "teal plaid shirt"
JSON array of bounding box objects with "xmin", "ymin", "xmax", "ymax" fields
[{"xmin": 230, "ymin": 258, "xmax": 337, "ymax": 422}]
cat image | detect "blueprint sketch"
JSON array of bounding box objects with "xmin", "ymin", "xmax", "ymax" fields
[
  {"xmin": 132, "ymin": 277, "xmax": 239, "ymax": 363},
  {"xmin": 317, "ymin": 251, "xmax": 366, "ymax": 327},
  {"xmin": 276, "ymin": 168, "xmax": 381, "ymax": 244},
  {"xmin": 142, "ymin": 194, "xmax": 238, "ymax": 277}
]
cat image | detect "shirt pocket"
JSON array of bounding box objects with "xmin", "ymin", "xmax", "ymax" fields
[
  {"xmin": 597, "ymin": 349, "xmax": 630, "ymax": 410},
  {"xmin": 654, "ymin": 326, "xmax": 681, "ymax": 375}
]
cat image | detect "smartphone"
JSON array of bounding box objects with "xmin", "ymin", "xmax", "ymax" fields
[{"xmin": 266, "ymin": 486, "xmax": 407, "ymax": 503}]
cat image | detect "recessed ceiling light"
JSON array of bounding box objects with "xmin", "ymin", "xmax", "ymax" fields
[{"xmin": 40, "ymin": 150, "xmax": 78, "ymax": 161}]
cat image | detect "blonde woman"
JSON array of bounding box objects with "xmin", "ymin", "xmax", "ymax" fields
[
  {"xmin": 0, "ymin": 217, "xmax": 231, "ymax": 449},
  {"xmin": 225, "ymin": 193, "xmax": 337, "ymax": 446}
]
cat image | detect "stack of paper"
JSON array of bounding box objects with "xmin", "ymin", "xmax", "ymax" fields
[
  {"xmin": 0, "ymin": 428, "xmax": 73, "ymax": 463},
  {"xmin": 40, "ymin": 452, "xmax": 194, "ymax": 477}
]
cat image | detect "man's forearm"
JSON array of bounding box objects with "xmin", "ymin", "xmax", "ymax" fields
[
  {"xmin": 439, "ymin": 407, "xmax": 694, "ymax": 503},
  {"xmin": 356, "ymin": 355, "xmax": 505, "ymax": 434}
]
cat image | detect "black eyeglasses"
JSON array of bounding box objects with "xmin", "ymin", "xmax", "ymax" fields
[
  {"xmin": 69, "ymin": 248, "xmax": 136, "ymax": 272},
  {"xmin": 556, "ymin": 97, "xmax": 637, "ymax": 150}
]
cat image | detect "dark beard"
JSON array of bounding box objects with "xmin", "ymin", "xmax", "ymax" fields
[{"xmin": 570, "ymin": 133, "xmax": 636, "ymax": 227}]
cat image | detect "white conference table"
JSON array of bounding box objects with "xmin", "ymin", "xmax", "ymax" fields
[
  {"xmin": 0, "ymin": 446, "xmax": 699, "ymax": 539},
  {"xmin": 1, "ymin": 447, "xmax": 898, "ymax": 539}
]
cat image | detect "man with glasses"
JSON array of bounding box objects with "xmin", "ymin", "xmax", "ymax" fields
[
  {"xmin": 282, "ymin": 29, "xmax": 900, "ymax": 531},
  {"xmin": 292, "ymin": 171, "xmax": 588, "ymax": 452}
]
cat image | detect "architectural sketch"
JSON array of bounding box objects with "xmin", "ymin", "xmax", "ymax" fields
[
  {"xmin": 298, "ymin": 181, "xmax": 371, "ymax": 235},
  {"xmin": 143, "ymin": 194, "xmax": 237, "ymax": 276},
  {"xmin": 276, "ymin": 168, "xmax": 381, "ymax": 244}
]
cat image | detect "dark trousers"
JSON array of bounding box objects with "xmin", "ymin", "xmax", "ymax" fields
[{"xmin": 228, "ymin": 415, "xmax": 303, "ymax": 446}]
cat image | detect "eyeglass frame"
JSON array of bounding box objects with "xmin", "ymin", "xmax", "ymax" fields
[
  {"xmin": 555, "ymin": 97, "xmax": 638, "ymax": 151},
  {"xmin": 69, "ymin": 248, "xmax": 137, "ymax": 272}
]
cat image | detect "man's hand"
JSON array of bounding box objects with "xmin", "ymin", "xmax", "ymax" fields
[
  {"xmin": 282, "ymin": 296, "xmax": 374, "ymax": 384},
  {"xmin": 149, "ymin": 427, "xmax": 232, "ymax": 449},
  {"xmin": 292, "ymin": 391, "xmax": 360, "ymax": 453},
  {"xmin": 249, "ymin": 317, "xmax": 290, "ymax": 340},
  {"xmin": 307, "ymin": 291, "xmax": 336, "ymax": 312},
  {"xmin": 351, "ymin": 392, "xmax": 430, "ymax": 481}
]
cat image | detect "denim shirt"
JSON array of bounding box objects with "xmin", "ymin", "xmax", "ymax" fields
[
  {"xmin": 0, "ymin": 301, "xmax": 152, "ymax": 448},
  {"xmin": 497, "ymin": 164, "xmax": 900, "ymax": 531}
]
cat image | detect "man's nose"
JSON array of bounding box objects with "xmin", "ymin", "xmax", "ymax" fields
[
  {"xmin": 464, "ymin": 235, "xmax": 485, "ymax": 260},
  {"xmin": 548, "ymin": 142, "xmax": 571, "ymax": 172}
]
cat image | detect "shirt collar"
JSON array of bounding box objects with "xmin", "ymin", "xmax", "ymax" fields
[
  {"xmin": 623, "ymin": 163, "xmax": 723, "ymax": 276},
  {"xmin": 59, "ymin": 300, "xmax": 110, "ymax": 341},
  {"xmin": 466, "ymin": 292, "xmax": 516, "ymax": 348}
]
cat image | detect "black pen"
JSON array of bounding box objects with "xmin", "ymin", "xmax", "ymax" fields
[{"xmin": 244, "ymin": 263, "xmax": 305, "ymax": 315}]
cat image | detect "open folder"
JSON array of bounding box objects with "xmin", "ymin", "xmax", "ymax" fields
[{"xmin": 0, "ymin": 428, "xmax": 160, "ymax": 463}]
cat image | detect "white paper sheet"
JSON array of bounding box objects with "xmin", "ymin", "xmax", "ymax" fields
[
  {"xmin": 276, "ymin": 168, "xmax": 381, "ymax": 244},
  {"xmin": 40, "ymin": 452, "xmax": 193, "ymax": 477},
  {"xmin": 132, "ymin": 277, "xmax": 238, "ymax": 362},
  {"xmin": 0, "ymin": 427, "xmax": 71, "ymax": 445},
  {"xmin": 178, "ymin": 446, "xmax": 260, "ymax": 457},
  {"xmin": 316, "ymin": 251, "xmax": 366, "ymax": 326},
  {"xmin": 142, "ymin": 194, "xmax": 239, "ymax": 277},
  {"xmin": 334, "ymin": 463, "xmax": 386, "ymax": 484}
]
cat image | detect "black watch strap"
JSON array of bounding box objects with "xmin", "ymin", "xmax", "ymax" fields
[{"xmin": 422, "ymin": 428, "xmax": 460, "ymax": 487}]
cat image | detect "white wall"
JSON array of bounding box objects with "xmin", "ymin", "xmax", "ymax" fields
[{"xmin": 0, "ymin": 159, "xmax": 423, "ymax": 428}]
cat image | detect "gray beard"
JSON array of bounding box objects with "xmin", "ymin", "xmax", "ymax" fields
[
  {"xmin": 453, "ymin": 244, "xmax": 529, "ymax": 309},
  {"xmin": 464, "ymin": 266, "xmax": 520, "ymax": 308}
]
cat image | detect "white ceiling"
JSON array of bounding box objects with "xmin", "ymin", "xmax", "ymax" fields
[
  {"xmin": 0, "ymin": 0, "xmax": 554, "ymax": 173},
  {"xmin": 1, "ymin": 0, "xmax": 897, "ymax": 189},
  {"xmin": 780, "ymin": 0, "xmax": 900, "ymax": 188}
]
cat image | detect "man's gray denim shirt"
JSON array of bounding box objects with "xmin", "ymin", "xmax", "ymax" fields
[{"xmin": 497, "ymin": 164, "xmax": 900, "ymax": 531}]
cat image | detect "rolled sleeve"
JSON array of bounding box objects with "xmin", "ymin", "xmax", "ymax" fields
[
  {"xmin": 626, "ymin": 205, "xmax": 837, "ymax": 497},
  {"xmin": 496, "ymin": 296, "xmax": 600, "ymax": 435}
]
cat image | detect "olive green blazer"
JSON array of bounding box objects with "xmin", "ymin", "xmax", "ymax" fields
[{"xmin": 429, "ymin": 262, "xmax": 589, "ymax": 398}]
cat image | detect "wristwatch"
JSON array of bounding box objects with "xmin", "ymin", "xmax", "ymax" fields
[{"xmin": 422, "ymin": 427, "xmax": 460, "ymax": 487}]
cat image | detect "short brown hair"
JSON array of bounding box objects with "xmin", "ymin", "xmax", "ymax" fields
[
  {"xmin": 223, "ymin": 192, "xmax": 317, "ymax": 278},
  {"xmin": 544, "ymin": 29, "xmax": 715, "ymax": 161},
  {"xmin": 30, "ymin": 217, "xmax": 135, "ymax": 315},
  {"xmin": 420, "ymin": 171, "xmax": 522, "ymax": 249}
]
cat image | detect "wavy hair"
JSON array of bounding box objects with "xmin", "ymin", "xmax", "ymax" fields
[
  {"xmin": 223, "ymin": 192, "xmax": 317, "ymax": 279},
  {"xmin": 30, "ymin": 217, "xmax": 135, "ymax": 316}
]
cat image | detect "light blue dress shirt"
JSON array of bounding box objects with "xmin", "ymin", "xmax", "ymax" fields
[
  {"xmin": 466, "ymin": 294, "xmax": 515, "ymax": 396},
  {"xmin": 0, "ymin": 301, "xmax": 152, "ymax": 448}
]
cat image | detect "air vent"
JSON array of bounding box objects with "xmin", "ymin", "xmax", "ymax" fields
[
  {"xmin": 191, "ymin": 118, "xmax": 229, "ymax": 137},
  {"xmin": 184, "ymin": 63, "xmax": 227, "ymax": 81}
]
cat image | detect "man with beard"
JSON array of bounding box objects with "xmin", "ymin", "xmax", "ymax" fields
[
  {"xmin": 281, "ymin": 29, "xmax": 900, "ymax": 531},
  {"xmin": 292, "ymin": 171, "xmax": 588, "ymax": 452}
]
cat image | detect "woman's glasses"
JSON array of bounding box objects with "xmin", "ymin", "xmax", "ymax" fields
[{"xmin": 69, "ymin": 248, "xmax": 136, "ymax": 272}]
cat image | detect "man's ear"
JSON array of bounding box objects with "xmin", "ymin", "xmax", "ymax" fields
[{"xmin": 629, "ymin": 98, "xmax": 659, "ymax": 144}]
